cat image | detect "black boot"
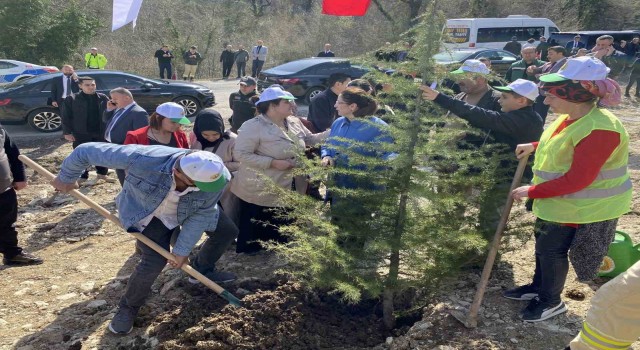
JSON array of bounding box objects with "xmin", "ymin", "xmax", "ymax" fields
[{"xmin": 3, "ymin": 252, "xmax": 43, "ymax": 266}]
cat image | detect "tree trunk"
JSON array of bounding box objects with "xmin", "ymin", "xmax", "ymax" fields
[{"xmin": 382, "ymin": 287, "xmax": 396, "ymax": 329}]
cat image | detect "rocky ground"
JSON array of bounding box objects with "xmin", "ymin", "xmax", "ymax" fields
[{"xmin": 0, "ymin": 82, "xmax": 639, "ymax": 350}]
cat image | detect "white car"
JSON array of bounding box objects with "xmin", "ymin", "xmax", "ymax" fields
[{"xmin": 0, "ymin": 59, "xmax": 59, "ymax": 84}]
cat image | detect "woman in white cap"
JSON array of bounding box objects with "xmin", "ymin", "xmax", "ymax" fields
[
  {"xmin": 124, "ymin": 102, "xmax": 190, "ymax": 148},
  {"xmin": 507, "ymin": 56, "xmax": 631, "ymax": 323},
  {"xmin": 231, "ymin": 86, "xmax": 328, "ymax": 254}
]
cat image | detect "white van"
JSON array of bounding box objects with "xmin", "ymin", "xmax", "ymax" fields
[{"xmin": 443, "ymin": 15, "xmax": 560, "ymax": 50}]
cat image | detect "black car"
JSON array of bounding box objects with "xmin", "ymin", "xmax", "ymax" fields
[
  {"xmin": 433, "ymin": 49, "xmax": 519, "ymax": 76},
  {"xmin": 0, "ymin": 70, "xmax": 215, "ymax": 132},
  {"xmin": 257, "ymin": 58, "xmax": 369, "ymax": 103}
]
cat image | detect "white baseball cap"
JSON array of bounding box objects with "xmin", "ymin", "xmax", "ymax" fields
[
  {"xmin": 179, "ymin": 152, "xmax": 231, "ymax": 192},
  {"xmin": 156, "ymin": 102, "xmax": 191, "ymax": 124},
  {"xmin": 539, "ymin": 56, "xmax": 610, "ymax": 82},
  {"xmin": 493, "ymin": 79, "xmax": 539, "ymax": 101},
  {"xmin": 255, "ymin": 86, "xmax": 295, "ymax": 105},
  {"xmin": 450, "ymin": 59, "xmax": 491, "ymax": 75}
]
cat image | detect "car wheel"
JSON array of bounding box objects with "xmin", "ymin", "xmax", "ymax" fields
[
  {"xmin": 27, "ymin": 108, "xmax": 62, "ymax": 132},
  {"xmin": 173, "ymin": 96, "xmax": 200, "ymax": 117},
  {"xmin": 305, "ymin": 87, "xmax": 324, "ymax": 104}
]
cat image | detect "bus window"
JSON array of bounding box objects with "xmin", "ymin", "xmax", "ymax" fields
[
  {"xmin": 523, "ymin": 27, "xmax": 545, "ymax": 40},
  {"xmin": 477, "ymin": 28, "xmax": 520, "ymax": 43}
]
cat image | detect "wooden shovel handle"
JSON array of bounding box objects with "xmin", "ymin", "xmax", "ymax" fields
[
  {"xmin": 465, "ymin": 154, "xmax": 530, "ymax": 328},
  {"xmin": 18, "ymin": 155, "xmax": 228, "ymax": 296}
]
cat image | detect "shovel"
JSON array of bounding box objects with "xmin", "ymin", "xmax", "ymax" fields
[
  {"xmin": 450, "ymin": 154, "xmax": 530, "ymax": 328},
  {"xmin": 18, "ymin": 155, "xmax": 242, "ymax": 307}
]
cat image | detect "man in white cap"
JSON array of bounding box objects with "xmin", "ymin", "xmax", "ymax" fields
[
  {"xmin": 420, "ymin": 78, "xmax": 543, "ymax": 240},
  {"xmin": 51, "ymin": 144, "xmax": 236, "ymax": 335}
]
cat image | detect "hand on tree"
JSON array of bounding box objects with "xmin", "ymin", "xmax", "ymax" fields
[
  {"xmin": 50, "ymin": 176, "xmax": 78, "ymax": 193},
  {"xmin": 419, "ymin": 85, "xmax": 439, "ymax": 101},
  {"xmin": 511, "ymin": 186, "xmax": 531, "ymax": 202},
  {"xmin": 515, "ymin": 143, "xmax": 535, "ymax": 159},
  {"xmin": 12, "ymin": 181, "xmax": 27, "ymax": 191}
]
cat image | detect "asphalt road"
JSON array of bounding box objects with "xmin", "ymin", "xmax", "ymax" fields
[{"xmin": 4, "ymin": 78, "xmax": 309, "ymax": 139}]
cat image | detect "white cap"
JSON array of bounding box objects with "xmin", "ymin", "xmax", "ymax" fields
[
  {"xmin": 155, "ymin": 102, "xmax": 190, "ymax": 124},
  {"xmin": 179, "ymin": 152, "xmax": 231, "ymax": 192},
  {"xmin": 450, "ymin": 59, "xmax": 491, "ymax": 75},
  {"xmin": 90, "ymin": 47, "xmax": 98, "ymax": 51},
  {"xmin": 255, "ymin": 86, "xmax": 295, "ymax": 105},
  {"xmin": 539, "ymin": 56, "xmax": 610, "ymax": 82},
  {"xmin": 494, "ymin": 79, "xmax": 539, "ymax": 101}
]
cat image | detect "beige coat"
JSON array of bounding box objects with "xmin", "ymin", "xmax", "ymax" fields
[
  {"xmin": 230, "ymin": 114, "xmax": 328, "ymax": 207},
  {"xmin": 190, "ymin": 131, "xmax": 240, "ymax": 173},
  {"xmin": 191, "ymin": 132, "xmax": 241, "ymax": 224}
]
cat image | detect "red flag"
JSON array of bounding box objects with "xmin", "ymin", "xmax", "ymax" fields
[{"xmin": 322, "ymin": 0, "xmax": 371, "ymax": 16}]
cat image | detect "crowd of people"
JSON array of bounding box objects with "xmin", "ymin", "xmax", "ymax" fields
[
  {"xmin": 0, "ymin": 36, "xmax": 638, "ymax": 347},
  {"xmin": 149, "ymin": 40, "xmax": 337, "ymax": 81}
]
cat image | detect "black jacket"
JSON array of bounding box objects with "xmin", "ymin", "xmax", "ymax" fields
[
  {"xmin": 434, "ymin": 93, "xmax": 543, "ymax": 151},
  {"xmin": 434, "ymin": 93, "xmax": 543, "ymax": 179},
  {"xmin": 220, "ymin": 50, "xmax": 236, "ymax": 64},
  {"xmin": 0, "ymin": 124, "xmax": 25, "ymax": 191},
  {"xmin": 229, "ymin": 90, "xmax": 257, "ymax": 132},
  {"xmin": 308, "ymin": 88, "xmax": 338, "ymax": 131},
  {"xmin": 62, "ymin": 92, "xmax": 110, "ymax": 135},
  {"xmin": 503, "ymin": 41, "xmax": 522, "ymax": 56},
  {"xmin": 51, "ymin": 75, "xmax": 79, "ymax": 105},
  {"xmin": 317, "ymin": 51, "xmax": 335, "ymax": 57},
  {"xmin": 154, "ymin": 49, "xmax": 174, "ymax": 64},
  {"xmin": 103, "ymin": 104, "xmax": 149, "ymax": 144}
]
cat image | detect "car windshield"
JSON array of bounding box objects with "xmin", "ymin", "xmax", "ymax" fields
[{"xmin": 433, "ymin": 51, "xmax": 473, "ymax": 62}]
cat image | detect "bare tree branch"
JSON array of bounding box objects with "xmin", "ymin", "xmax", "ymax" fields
[{"xmin": 371, "ymin": 0, "xmax": 396, "ymax": 24}]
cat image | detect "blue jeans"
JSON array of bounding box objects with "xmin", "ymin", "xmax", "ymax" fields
[
  {"xmin": 159, "ymin": 63, "xmax": 172, "ymax": 79},
  {"xmin": 119, "ymin": 213, "xmax": 237, "ymax": 309},
  {"xmin": 531, "ymin": 219, "xmax": 576, "ymax": 305}
]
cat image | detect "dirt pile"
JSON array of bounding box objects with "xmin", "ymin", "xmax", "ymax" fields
[{"xmin": 153, "ymin": 279, "xmax": 387, "ymax": 350}]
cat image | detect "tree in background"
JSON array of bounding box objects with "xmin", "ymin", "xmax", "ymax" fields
[
  {"xmin": 0, "ymin": 0, "xmax": 99, "ymax": 67},
  {"xmin": 268, "ymin": 1, "xmax": 512, "ymax": 329}
]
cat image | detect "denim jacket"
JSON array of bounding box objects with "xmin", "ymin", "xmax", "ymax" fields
[{"xmin": 57, "ymin": 143, "xmax": 224, "ymax": 256}]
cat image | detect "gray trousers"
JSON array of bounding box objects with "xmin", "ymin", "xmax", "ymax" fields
[{"xmin": 119, "ymin": 211, "xmax": 238, "ymax": 309}]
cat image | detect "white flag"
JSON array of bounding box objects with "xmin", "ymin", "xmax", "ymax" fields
[{"xmin": 112, "ymin": 0, "xmax": 144, "ymax": 32}]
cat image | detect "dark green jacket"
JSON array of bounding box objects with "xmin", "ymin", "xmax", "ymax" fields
[{"xmin": 505, "ymin": 59, "xmax": 545, "ymax": 82}]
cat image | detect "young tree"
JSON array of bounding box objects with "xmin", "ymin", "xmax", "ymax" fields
[{"xmin": 269, "ymin": 1, "xmax": 509, "ymax": 329}]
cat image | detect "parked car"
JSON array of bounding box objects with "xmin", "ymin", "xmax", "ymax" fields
[
  {"xmin": 0, "ymin": 70, "xmax": 215, "ymax": 132},
  {"xmin": 0, "ymin": 60, "xmax": 59, "ymax": 84},
  {"xmin": 257, "ymin": 58, "xmax": 369, "ymax": 103},
  {"xmin": 433, "ymin": 48, "xmax": 519, "ymax": 76},
  {"xmin": 549, "ymin": 30, "xmax": 640, "ymax": 50}
]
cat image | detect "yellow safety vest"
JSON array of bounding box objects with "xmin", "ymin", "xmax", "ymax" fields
[{"xmin": 532, "ymin": 106, "xmax": 632, "ymax": 224}]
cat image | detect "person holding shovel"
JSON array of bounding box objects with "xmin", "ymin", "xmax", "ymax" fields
[
  {"xmin": 51, "ymin": 144, "xmax": 236, "ymax": 334},
  {"xmin": 509, "ymin": 56, "xmax": 631, "ymax": 322}
]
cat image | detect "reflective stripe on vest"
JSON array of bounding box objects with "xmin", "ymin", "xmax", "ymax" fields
[
  {"xmin": 560, "ymin": 178, "xmax": 632, "ymax": 199},
  {"xmin": 533, "ymin": 165, "xmax": 628, "ymax": 182},
  {"xmin": 579, "ymin": 322, "xmax": 633, "ymax": 349}
]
